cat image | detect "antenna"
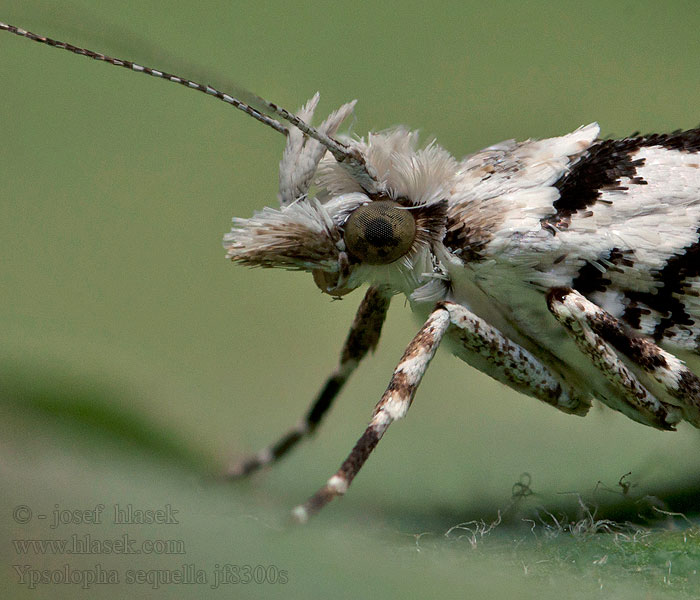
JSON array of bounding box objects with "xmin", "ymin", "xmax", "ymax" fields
[{"xmin": 0, "ymin": 21, "xmax": 376, "ymax": 184}]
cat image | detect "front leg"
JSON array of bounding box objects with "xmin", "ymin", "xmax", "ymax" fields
[
  {"xmin": 228, "ymin": 285, "xmax": 391, "ymax": 477},
  {"xmin": 292, "ymin": 306, "xmax": 451, "ymax": 522},
  {"xmin": 547, "ymin": 287, "xmax": 686, "ymax": 430}
]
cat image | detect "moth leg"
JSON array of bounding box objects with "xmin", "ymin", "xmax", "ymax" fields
[
  {"xmin": 227, "ymin": 285, "xmax": 391, "ymax": 478},
  {"xmin": 548, "ymin": 287, "xmax": 700, "ymax": 427},
  {"xmin": 292, "ymin": 306, "xmax": 451, "ymax": 522},
  {"xmin": 440, "ymin": 301, "xmax": 587, "ymax": 414},
  {"xmin": 547, "ymin": 287, "xmax": 682, "ymax": 430}
]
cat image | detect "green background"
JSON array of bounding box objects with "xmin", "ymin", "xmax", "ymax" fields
[{"xmin": 2, "ymin": 1, "xmax": 700, "ymax": 597}]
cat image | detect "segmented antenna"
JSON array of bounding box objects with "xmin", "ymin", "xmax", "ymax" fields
[
  {"xmin": 1, "ymin": 20, "xmax": 375, "ymax": 183},
  {"xmin": 1, "ymin": 21, "xmax": 288, "ymax": 135}
]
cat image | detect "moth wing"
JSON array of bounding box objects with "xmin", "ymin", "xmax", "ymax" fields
[{"xmin": 539, "ymin": 130, "xmax": 700, "ymax": 354}]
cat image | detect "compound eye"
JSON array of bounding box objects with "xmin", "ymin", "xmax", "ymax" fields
[{"xmin": 343, "ymin": 200, "xmax": 416, "ymax": 265}]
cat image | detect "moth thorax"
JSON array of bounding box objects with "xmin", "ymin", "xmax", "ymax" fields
[{"xmin": 343, "ymin": 200, "xmax": 416, "ymax": 265}]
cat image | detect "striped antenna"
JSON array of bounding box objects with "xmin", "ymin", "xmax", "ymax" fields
[{"xmin": 1, "ymin": 21, "xmax": 375, "ymax": 182}]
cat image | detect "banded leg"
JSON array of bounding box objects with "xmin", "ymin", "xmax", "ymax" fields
[
  {"xmin": 441, "ymin": 301, "xmax": 586, "ymax": 414},
  {"xmin": 547, "ymin": 288, "xmax": 682, "ymax": 430},
  {"xmin": 227, "ymin": 285, "xmax": 391, "ymax": 477},
  {"xmin": 548, "ymin": 287, "xmax": 700, "ymax": 427},
  {"xmin": 292, "ymin": 300, "xmax": 592, "ymax": 521},
  {"xmin": 292, "ymin": 306, "xmax": 451, "ymax": 522}
]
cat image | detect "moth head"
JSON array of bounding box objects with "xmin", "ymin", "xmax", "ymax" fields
[
  {"xmin": 223, "ymin": 96, "xmax": 453, "ymax": 297},
  {"xmin": 0, "ymin": 26, "xmax": 450, "ymax": 298}
]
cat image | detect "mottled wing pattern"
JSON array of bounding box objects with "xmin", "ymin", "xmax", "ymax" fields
[
  {"xmin": 444, "ymin": 123, "xmax": 601, "ymax": 261},
  {"xmin": 545, "ymin": 129, "xmax": 700, "ymax": 351},
  {"xmin": 446, "ymin": 127, "xmax": 700, "ymax": 354}
]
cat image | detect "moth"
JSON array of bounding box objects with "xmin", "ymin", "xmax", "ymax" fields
[{"xmin": 4, "ymin": 22, "xmax": 700, "ymax": 523}]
